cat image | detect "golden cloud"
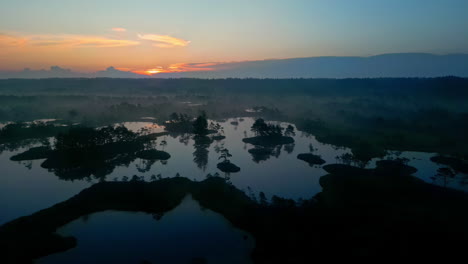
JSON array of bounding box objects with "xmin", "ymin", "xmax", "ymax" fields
[
  {"xmin": 137, "ymin": 34, "xmax": 190, "ymax": 48},
  {"xmin": 111, "ymin": 28, "xmax": 127, "ymax": 32},
  {"xmin": 129, "ymin": 62, "xmax": 219, "ymax": 76},
  {"xmin": 0, "ymin": 34, "xmax": 28, "ymax": 47},
  {"xmin": 0, "ymin": 33, "xmax": 139, "ymax": 48},
  {"xmin": 166, "ymin": 62, "xmax": 217, "ymax": 72}
]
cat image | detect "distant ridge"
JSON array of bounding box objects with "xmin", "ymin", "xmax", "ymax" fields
[
  {"xmin": 1, "ymin": 53, "xmax": 467, "ymax": 79},
  {"xmin": 155, "ymin": 53, "xmax": 468, "ymax": 78}
]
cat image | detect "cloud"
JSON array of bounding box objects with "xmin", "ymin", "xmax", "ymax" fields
[
  {"xmin": 95, "ymin": 66, "xmax": 143, "ymax": 78},
  {"xmin": 0, "ymin": 33, "xmax": 139, "ymax": 48},
  {"xmin": 137, "ymin": 34, "xmax": 190, "ymax": 48},
  {"xmin": 167, "ymin": 62, "xmax": 219, "ymax": 72},
  {"xmin": 128, "ymin": 63, "xmax": 219, "ymax": 76},
  {"xmin": 0, "ymin": 66, "xmax": 82, "ymax": 78},
  {"xmin": 0, "ymin": 66, "xmax": 145, "ymax": 79},
  {"xmin": 0, "ymin": 34, "xmax": 27, "ymax": 47},
  {"xmin": 111, "ymin": 28, "xmax": 127, "ymax": 32}
]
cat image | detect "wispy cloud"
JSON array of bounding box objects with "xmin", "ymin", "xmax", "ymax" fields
[
  {"xmin": 167, "ymin": 62, "xmax": 218, "ymax": 72},
  {"xmin": 137, "ymin": 34, "xmax": 190, "ymax": 48},
  {"xmin": 111, "ymin": 27, "xmax": 127, "ymax": 32},
  {"xmin": 129, "ymin": 62, "xmax": 220, "ymax": 76},
  {"xmin": 0, "ymin": 34, "xmax": 28, "ymax": 47},
  {"xmin": 0, "ymin": 33, "xmax": 139, "ymax": 48}
]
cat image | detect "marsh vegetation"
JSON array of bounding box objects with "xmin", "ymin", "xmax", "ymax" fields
[{"xmin": 1, "ymin": 78, "xmax": 468, "ymax": 262}]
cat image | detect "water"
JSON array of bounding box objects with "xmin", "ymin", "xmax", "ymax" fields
[
  {"xmin": 0, "ymin": 144, "xmax": 95, "ymax": 225},
  {"xmin": 37, "ymin": 195, "xmax": 255, "ymax": 264},
  {"xmin": 1, "ymin": 117, "xmax": 467, "ymax": 226},
  {"xmin": 2, "ymin": 117, "xmax": 468, "ymax": 263},
  {"xmin": 112, "ymin": 118, "xmax": 350, "ymax": 200}
]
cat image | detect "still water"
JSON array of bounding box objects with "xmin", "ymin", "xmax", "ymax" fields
[
  {"xmin": 1, "ymin": 117, "xmax": 468, "ymax": 263},
  {"xmin": 1, "ymin": 118, "xmax": 467, "ymax": 224},
  {"xmin": 37, "ymin": 195, "xmax": 254, "ymax": 264}
]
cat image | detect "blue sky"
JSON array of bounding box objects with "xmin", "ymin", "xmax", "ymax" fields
[{"xmin": 1, "ymin": 0, "xmax": 467, "ymax": 72}]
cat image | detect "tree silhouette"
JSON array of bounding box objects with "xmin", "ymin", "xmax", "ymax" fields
[
  {"xmin": 250, "ymin": 118, "xmax": 283, "ymax": 137},
  {"xmin": 284, "ymin": 125, "xmax": 295, "ymax": 137},
  {"xmin": 218, "ymin": 148, "xmax": 233, "ymax": 163},
  {"xmin": 193, "ymin": 113, "xmax": 208, "ymax": 136},
  {"xmin": 433, "ymin": 167, "xmax": 456, "ymax": 187}
]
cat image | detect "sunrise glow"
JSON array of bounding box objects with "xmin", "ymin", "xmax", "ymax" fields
[{"xmin": 1, "ymin": 1, "xmax": 467, "ymax": 76}]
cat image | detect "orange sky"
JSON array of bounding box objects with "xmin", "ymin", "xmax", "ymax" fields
[
  {"xmin": 0, "ymin": 31, "xmax": 202, "ymax": 75},
  {"xmin": 0, "ymin": 30, "xmax": 267, "ymax": 76},
  {"xmin": 2, "ymin": 1, "xmax": 467, "ymax": 76}
]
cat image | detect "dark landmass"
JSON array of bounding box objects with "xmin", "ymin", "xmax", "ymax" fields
[
  {"xmin": 211, "ymin": 135, "xmax": 226, "ymax": 141},
  {"xmin": 3, "ymin": 54, "xmax": 467, "ymax": 79},
  {"xmin": 242, "ymin": 136, "xmax": 294, "ymax": 147},
  {"xmin": 296, "ymin": 153, "xmax": 326, "ymax": 165},
  {"xmin": 431, "ymin": 155, "xmax": 468, "ymax": 174},
  {"xmin": 9, "ymin": 126, "xmax": 169, "ymax": 180},
  {"xmin": 3, "ymin": 159, "xmax": 468, "ymax": 263},
  {"xmin": 375, "ymin": 160, "xmax": 418, "ymax": 175},
  {"xmin": 0, "ymin": 123, "xmax": 69, "ymax": 144},
  {"xmin": 153, "ymin": 53, "xmax": 468, "ymax": 79},
  {"xmin": 10, "ymin": 146, "xmax": 52, "ymax": 161},
  {"xmin": 0, "ymin": 177, "xmax": 193, "ymax": 264},
  {"xmin": 217, "ymin": 161, "xmax": 241, "ymax": 173},
  {"xmin": 135, "ymin": 149, "xmax": 171, "ymax": 160},
  {"xmin": 323, "ymin": 160, "xmax": 418, "ymax": 176}
]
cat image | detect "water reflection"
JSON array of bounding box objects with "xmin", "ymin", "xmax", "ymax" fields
[
  {"xmin": 37, "ymin": 195, "xmax": 254, "ymax": 264},
  {"xmin": 2, "ymin": 118, "xmax": 468, "ymax": 225},
  {"xmin": 193, "ymin": 136, "xmax": 212, "ymax": 171}
]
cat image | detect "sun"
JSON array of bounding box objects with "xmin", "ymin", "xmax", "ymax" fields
[{"xmin": 145, "ymin": 69, "xmax": 162, "ymax": 74}]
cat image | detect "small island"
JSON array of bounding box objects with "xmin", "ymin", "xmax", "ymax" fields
[
  {"xmin": 136, "ymin": 149, "xmax": 171, "ymax": 160},
  {"xmin": 322, "ymin": 159, "xmax": 418, "ymax": 177},
  {"xmin": 242, "ymin": 118, "xmax": 295, "ymax": 147},
  {"xmin": 297, "ymin": 153, "xmax": 326, "ymax": 165},
  {"xmin": 217, "ymin": 148, "xmax": 240, "ymax": 173},
  {"xmin": 431, "ymin": 155, "xmax": 468, "ymax": 174},
  {"xmin": 10, "ymin": 146, "xmax": 52, "ymax": 161}
]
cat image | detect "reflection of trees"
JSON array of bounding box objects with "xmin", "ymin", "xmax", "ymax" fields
[
  {"xmin": 213, "ymin": 142, "xmax": 225, "ymax": 154},
  {"xmin": 193, "ymin": 136, "xmax": 212, "ymax": 171},
  {"xmin": 0, "ymin": 138, "xmax": 47, "ymax": 155},
  {"xmin": 0, "ymin": 122, "xmax": 67, "ymax": 150},
  {"xmin": 248, "ymin": 145, "xmax": 282, "ymax": 163},
  {"xmin": 22, "ymin": 160, "xmax": 33, "ymax": 170},
  {"xmin": 10, "ymin": 125, "xmax": 171, "ymax": 181},
  {"xmin": 272, "ymin": 145, "xmax": 281, "ymax": 158},
  {"xmin": 136, "ymin": 159, "xmax": 157, "ymax": 173},
  {"xmin": 431, "ymin": 167, "xmax": 456, "ymax": 188},
  {"xmin": 48, "ymin": 153, "xmax": 135, "ymax": 181},
  {"xmin": 159, "ymin": 137, "xmax": 168, "ymax": 150},
  {"xmin": 284, "ymin": 143, "xmax": 295, "ymax": 154},
  {"xmin": 178, "ymin": 133, "xmax": 191, "ymax": 145}
]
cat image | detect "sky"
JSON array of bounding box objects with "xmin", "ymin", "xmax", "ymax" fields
[{"xmin": 1, "ymin": 0, "xmax": 467, "ymax": 75}]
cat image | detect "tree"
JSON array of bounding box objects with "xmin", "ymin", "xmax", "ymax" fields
[
  {"xmin": 251, "ymin": 118, "xmax": 267, "ymax": 136},
  {"xmin": 169, "ymin": 112, "xmax": 179, "ymax": 121},
  {"xmin": 250, "ymin": 118, "xmax": 285, "ymax": 137},
  {"xmin": 209, "ymin": 122, "xmax": 224, "ymax": 135},
  {"xmin": 218, "ymin": 148, "xmax": 233, "ymax": 163},
  {"xmin": 193, "ymin": 114, "xmax": 208, "ymax": 136},
  {"xmin": 284, "ymin": 125, "xmax": 295, "ymax": 137}
]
